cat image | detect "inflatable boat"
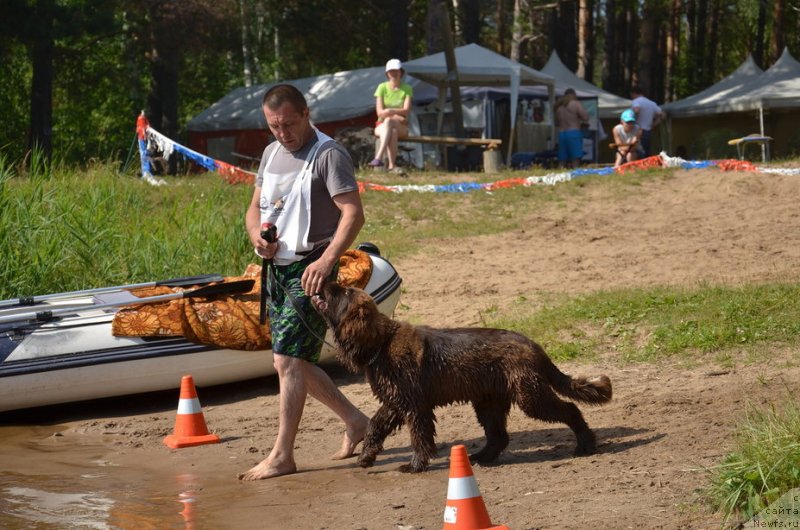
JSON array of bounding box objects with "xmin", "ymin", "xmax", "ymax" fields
[{"xmin": 0, "ymin": 245, "xmax": 401, "ymax": 413}]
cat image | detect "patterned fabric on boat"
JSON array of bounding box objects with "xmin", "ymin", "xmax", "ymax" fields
[{"xmin": 111, "ymin": 249, "xmax": 373, "ymax": 350}]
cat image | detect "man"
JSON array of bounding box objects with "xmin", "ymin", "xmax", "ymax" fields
[
  {"xmin": 630, "ymin": 85, "xmax": 664, "ymax": 157},
  {"xmin": 554, "ymin": 88, "xmax": 590, "ymax": 169},
  {"xmin": 239, "ymin": 84, "xmax": 368, "ymax": 481}
]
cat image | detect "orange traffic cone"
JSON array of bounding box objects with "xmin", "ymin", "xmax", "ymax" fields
[
  {"xmin": 163, "ymin": 375, "xmax": 220, "ymax": 449},
  {"xmin": 442, "ymin": 445, "xmax": 509, "ymax": 530}
]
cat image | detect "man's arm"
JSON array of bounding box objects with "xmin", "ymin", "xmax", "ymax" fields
[
  {"xmin": 301, "ymin": 190, "xmax": 365, "ymax": 295},
  {"xmin": 652, "ymin": 108, "xmax": 664, "ymax": 129}
]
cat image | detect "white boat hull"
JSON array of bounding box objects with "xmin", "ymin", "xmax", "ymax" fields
[{"xmin": 0, "ymin": 252, "xmax": 401, "ymax": 413}]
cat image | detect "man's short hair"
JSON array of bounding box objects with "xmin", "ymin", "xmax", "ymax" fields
[
  {"xmin": 262, "ymin": 84, "xmax": 308, "ymax": 114},
  {"xmin": 564, "ymin": 88, "xmax": 576, "ymax": 96},
  {"xmin": 631, "ymin": 85, "xmax": 644, "ymax": 96}
]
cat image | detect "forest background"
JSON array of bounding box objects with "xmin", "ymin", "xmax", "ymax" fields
[{"xmin": 1, "ymin": 0, "xmax": 797, "ymax": 167}]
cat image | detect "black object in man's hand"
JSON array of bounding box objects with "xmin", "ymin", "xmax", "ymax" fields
[{"xmin": 259, "ymin": 223, "xmax": 277, "ymax": 325}]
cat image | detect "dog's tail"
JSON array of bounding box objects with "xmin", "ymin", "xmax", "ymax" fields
[{"xmin": 542, "ymin": 355, "xmax": 612, "ymax": 404}]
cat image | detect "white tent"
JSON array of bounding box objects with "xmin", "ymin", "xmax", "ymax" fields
[
  {"xmin": 661, "ymin": 55, "xmax": 763, "ymax": 118},
  {"xmin": 663, "ymin": 50, "xmax": 800, "ymax": 158},
  {"xmin": 403, "ymin": 43, "xmax": 556, "ymax": 159},
  {"xmin": 716, "ymin": 48, "xmax": 800, "ymax": 114},
  {"xmin": 540, "ymin": 51, "xmax": 631, "ymax": 119}
]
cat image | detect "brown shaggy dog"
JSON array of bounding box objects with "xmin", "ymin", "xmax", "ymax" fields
[{"xmin": 312, "ymin": 281, "xmax": 612, "ymax": 473}]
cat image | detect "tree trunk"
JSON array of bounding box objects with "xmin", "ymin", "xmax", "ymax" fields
[
  {"xmin": 28, "ymin": 0, "xmax": 55, "ymax": 159},
  {"xmin": 754, "ymin": 0, "xmax": 766, "ymax": 68},
  {"xmin": 459, "ymin": 0, "xmax": 481, "ymax": 44},
  {"xmin": 147, "ymin": 4, "xmax": 180, "ymax": 173},
  {"xmin": 603, "ymin": 0, "xmax": 619, "ymax": 94},
  {"xmin": 576, "ymin": 0, "xmax": 594, "ymax": 80},
  {"xmin": 639, "ymin": 0, "xmax": 665, "ymax": 100},
  {"xmin": 426, "ymin": 0, "xmax": 444, "ymax": 53},
  {"xmin": 665, "ymin": 0, "xmax": 681, "ymax": 100},
  {"xmin": 703, "ymin": 0, "xmax": 720, "ymax": 86},
  {"xmin": 239, "ymin": 0, "xmax": 254, "ymax": 87},
  {"xmin": 771, "ymin": 0, "xmax": 786, "ymax": 62},
  {"xmin": 510, "ymin": 0, "xmax": 523, "ymax": 62},
  {"xmin": 496, "ymin": 0, "xmax": 507, "ymax": 55},
  {"xmin": 388, "ymin": 0, "xmax": 409, "ymax": 59},
  {"xmin": 438, "ymin": 0, "xmax": 464, "ymax": 138},
  {"xmin": 693, "ymin": 0, "xmax": 708, "ymax": 88},
  {"xmin": 558, "ymin": 0, "xmax": 578, "ymax": 71},
  {"xmin": 624, "ymin": 3, "xmax": 638, "ymax": 90}
]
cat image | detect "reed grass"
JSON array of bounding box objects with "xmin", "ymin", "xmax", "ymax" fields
[
  {"xmin": 0, "ymin": 164, "xmax": 254, "ymax": 298},
  {"xmin": 703, "ymin": 402, "xmax": 800, "ymax": 524}
]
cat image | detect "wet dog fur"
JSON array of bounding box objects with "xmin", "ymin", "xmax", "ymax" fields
[{"xmin": 313, "ymin": 281, "xmax": 612, "ymax": 473}]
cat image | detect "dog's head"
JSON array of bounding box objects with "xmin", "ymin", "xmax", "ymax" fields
[
  {"xmin": 312, "ymin": 281, "xmax": 385, "ymax": 369},
  {"xmin": 312, "ymin": 281, "xmax": 379, "ymax": 329}
]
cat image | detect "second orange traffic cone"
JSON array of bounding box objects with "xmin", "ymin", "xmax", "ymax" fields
[
  {"xmin": 163, "ymin": 375, "xmax": 220, "ymax": 449},
  {"xmin": 442, "ymin": 444, "xmax": 509, "ymax": 530}
]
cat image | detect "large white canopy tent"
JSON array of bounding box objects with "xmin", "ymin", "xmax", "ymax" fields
[
  {"xmin": 403, "ymin": 43, "xmax": 556, "ymax": 160},
  {"xmin": 661, "ymin": 51, "xmax": 800, "ymax": 158},
  {"xmin": 661, "ymin": 55, "xmax": 763, "ymax": 118}
]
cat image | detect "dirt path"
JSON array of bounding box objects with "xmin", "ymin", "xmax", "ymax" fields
[{"xmin": 3, "ymin": 168, "xmax": 800, "ymax": 529}]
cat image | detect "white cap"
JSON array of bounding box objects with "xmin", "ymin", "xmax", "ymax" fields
[{"xmin": 385, "ymin": 59, "xmax": 403, "ymax": 72}]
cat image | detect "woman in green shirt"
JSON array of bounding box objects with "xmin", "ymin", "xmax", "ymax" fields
[{"xmin": 369, "ymin": 59, "xmax": 414, "ymax": 173}]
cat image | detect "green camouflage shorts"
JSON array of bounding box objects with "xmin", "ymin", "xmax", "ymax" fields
[{"xmin": 268, "ymin": 258, "xmax": 338, "ymax": 363}]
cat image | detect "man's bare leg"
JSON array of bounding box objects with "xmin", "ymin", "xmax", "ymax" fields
[
  {"xmin": 303, "ymin": 362, "xmax": 369, "ymax": 460},
  {"xmin": 238, "ymin": 354, "xmax": 307, "ymax": 480}
]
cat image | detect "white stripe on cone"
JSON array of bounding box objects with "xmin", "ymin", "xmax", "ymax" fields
[
  {"xmin": 177, "ymin": 397, "xmax": 202, "ymax": 415},
  {"xmin": 446, "ymin": 476, "xmax": 482, "ymax": 500}
]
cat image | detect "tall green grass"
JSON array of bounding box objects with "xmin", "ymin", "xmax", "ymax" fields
[
  {"xmin": 0, "ymin": 165, "xmax": 254, "ymax": 298},
  {"xmin": 704, "ymin": 402, "xmax": 800, "ymax": 524}
]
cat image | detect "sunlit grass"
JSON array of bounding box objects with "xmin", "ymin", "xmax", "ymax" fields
[
  {"xmin": 703, "ymin": 402, "xmax": 800, "ymax": 525},
  {"xmin": 487, "ymin": 283, "xmax": 800, "ymax": 362}
]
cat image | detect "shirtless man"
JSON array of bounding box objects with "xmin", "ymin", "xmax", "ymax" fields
[{"xmin": 555, "ymin": 88, "xmax": 590, "ymax": 168}]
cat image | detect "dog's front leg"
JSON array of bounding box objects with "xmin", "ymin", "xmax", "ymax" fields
[
  {"xmin": 358, "ymin": 404, "xmax": 404, "ymax": 468},
  {"xmin": 400, "ymin": 408, "xmax": 437, "ymax": 473}
]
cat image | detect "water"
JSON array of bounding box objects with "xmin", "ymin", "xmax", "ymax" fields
[{"xmin": 0, "ymin": 425, "xmax": 197, "ymax": 529}]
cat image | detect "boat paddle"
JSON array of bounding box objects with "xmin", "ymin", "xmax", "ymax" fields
[
  {"xmin": 0, "ymin": 273, "xmax": 226, "ymax": 308},
  {"xmin": 0, "ymin": 279, "xmax": 255, "ymax": 325}
]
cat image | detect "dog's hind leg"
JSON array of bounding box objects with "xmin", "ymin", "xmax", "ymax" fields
[
  {"xmin": 358, "ymin": 404, "xmax": 405, "ymax": 468},
  {"xmin": 518, "ymin": 382, "xmax": 597, "ymax": 456},
  {"xmin": 401, "ymin": 408, "xmax": 438, "ymax": 473},
  {"xmin": 471, "ymin": 398, "xmax": 511, "ymax": 464}
]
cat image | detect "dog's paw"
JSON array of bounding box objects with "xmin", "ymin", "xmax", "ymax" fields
[
  {"xmin": 574, "ymin": 433, "xmax": 597, "ymax": 456},
  {"xmin": 357, "ymin": 453, "xmax": 376, "ymax": 468},
  {"xmin": 398, "ymin": 463, "xmax": 426, "ymax": 473},
  {"xmin": 471, "ymin": 456, "xmax": 500, "ymax": 467}
]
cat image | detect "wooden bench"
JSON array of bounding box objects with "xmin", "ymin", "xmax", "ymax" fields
[
  {"xmin": 402, "ymin": 135, "xmax": 502, "ymax": 150},
  {"xmin": 399, "ymin": 136, "xmax": 503, "ymax": 173}
]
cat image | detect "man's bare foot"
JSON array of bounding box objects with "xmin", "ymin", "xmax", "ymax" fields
[
  {"xmin": 331, "ymin": 415, "xmax": 368, "ymax": 460},
  {"xmin": 237, "ymin": 458, "xmax": 297, "ymax": 481}
]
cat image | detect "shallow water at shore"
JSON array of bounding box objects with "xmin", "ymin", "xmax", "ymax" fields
[{"xmin": 0, "ymin": 421, "xmax": 198, "ymax": 529}]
